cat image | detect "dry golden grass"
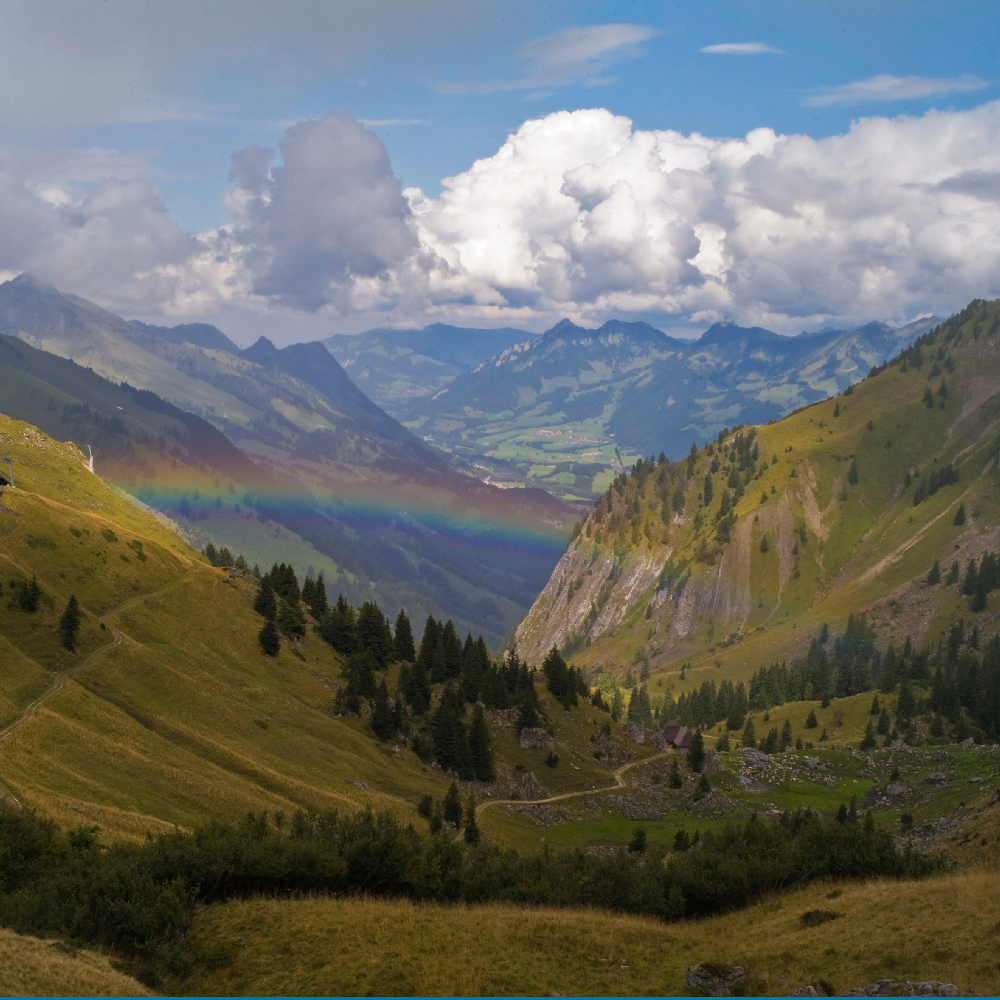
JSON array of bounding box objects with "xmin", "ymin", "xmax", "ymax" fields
[
  {"xmin": 177, "ymin": 868, "xmax": 1000, "ymax": 997},
  {"xmin": 0, "ymin": 927, "xmax": 149, "ymax": 997}
]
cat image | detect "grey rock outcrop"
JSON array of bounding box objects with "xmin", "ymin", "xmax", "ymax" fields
[
  {"xmin": 685, "ymin": 963, "xmax": 746, "ymax": 997},
  {"xmin": 518, "ymin": 727, "xmax": 555, "ymax": 752}
]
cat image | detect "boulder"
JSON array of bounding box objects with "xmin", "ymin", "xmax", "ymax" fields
[
  {"xmin": 685, "ymin": 963, "xmax": 746, "ymax": 997},
  {"xmin": 890, "ymin": 739, "xmax": 907, "ymax": 750},
  {"xmin": 623, "ymin": 721, "xmax": 646, "ymax": 744},
  {"xmin": 961, "ymin": 737, "xmax": 975, "ymax": 749},
  {"xmin": 803, "ymin": 757, "xmax": 820, "ymax": 770},
  {"xmin": 518, "ymin": 727, "xmax": 555, "ymax": 752},
  {"xmin": 846, "ymin": 979, "xmax": 968, "ymax": 997},
  {"xmin": 739, "ymin": 748, "xmax": 771, "ymax": 768},
  {"xmin": 886, "ymin": 781, "xmax": 907, "ymax": 797},
  {"xmin": 924, "ymin": 771, "xmax": 946, "ymax": 785},
  {"xmin": 702, "ymin": 748, "xmax": 722, "ymax": 773}
]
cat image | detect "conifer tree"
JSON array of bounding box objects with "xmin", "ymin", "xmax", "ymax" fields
[
  {"xmin": 468, "ymin": 704, "xmax": 495, "ymax": 782},
  {"xmin": 954, "ymin": 503, "xmax": 966, "ymax": 526},
  {"xmin": 18, "ymin": 576, "xmax": 40, "ymax": 613},
  {"xmin": 439, "ymin": 620, "xmax": 463, "ymax": 679},
  {"xmin": 404, "ymin": 656, "xmax": 432, "ymax": 716},
  {"xmin": 58, "ymin": 595, "xmax": 81, "ymax": 651},
  {"xmin": 805, "ymin": 709, "xmax": 818, "ymax": 729},
  {"xmin": 308, "ymin": 574, "xmax": 328, "ymax": 619},
  {"xmin": 668, "ymin": 758, "xmax": 683, "ymax": 788},
  {"xmin": 927, "ymin": 560, "xmax": 941, "ymax": 586},
  {"xmin": 516, "ymin": 686, "xmax": 539, "ymax": 731},
  {"xmin": 356, "ymin": 601, "xmax": 392, "ymax": 667},
  {"xmin": 432, "ymin": 686, "xmax": 466, "ymax": 772},
  {"xmin": 742, "ymin": 717, "xmax": 757, "ymax": 748},
  {"xmin": 687, "ymin": 729, "xmax": 705, "ymax": 772},
  {"xmin": 254, "ymin": 579, "xmax": 277, "ymax": 620},
  {"xmin": 258, "ymin": 617, "xmax": 280, "ymax": 656},
  {"xmin": 947, "ymin": 561, "xmax": 960, "ymax": 585},
  {"xmin": 443, "ymin": 781, "xmax": 463, "ymax": 827},
  {"xmin": 877, "ymin": 707, "xmax": 891, "ymax": 735},
  {"xmin": 370, "ymin": 680, "xmax": 396, "ymax": 741},
  {"xmin": 610, "ymin": 688, "xmax": 623, "ymax": 722},
  {"xmin": 870, "ymin": 695, "xmax": 881, "ymax": 715},
  {"xmin": 716, "ymin": 730, "xmax": 730, "ymax": 752},
  {"xmin": 394, "ymin": 609, "xmax": 416, "ymax": 663},
  {"xmin": 780, "ymin": 718, "xmax": 793, "ymax": 751},
  {"xmin": 277, "ymin": 596, "xmax": 306, "ymax": 639},
  {"xmin": 628, "ymin": 828, "xmax": 647, "ymax": 853},
  {"xmin": 848, "ymin": 457, "xmax": 859, "ymax": 485},
  {"xmin": 860, "ymin": 720, "xmax": 877, "ymax": 751},
  {"xmin": 319, "ymin": 604, "xmax": 356, "ymax": 655},
  {"xmin": 463, "ymin": 796, "xmax": 480, "ymax": 844},
  {"xmin": 429, "ymin": 805, "xmax": 443, "ymax": 835}
]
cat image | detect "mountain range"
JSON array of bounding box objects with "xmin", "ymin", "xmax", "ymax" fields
[
  {"xmin": 391, "ymin": 315, "xmax": 937, "ymax": 500},
  {"xmin": 322, "ymin": 323, "xmax": 531, "ymax": 408},
  {"xmin": 0, "ymin": 274, "xmax": 576, "ymax": 646}
]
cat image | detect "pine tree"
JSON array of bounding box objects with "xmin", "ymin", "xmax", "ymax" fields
[
  {"xmin": 258, "ymin": 617, "xmax": 280, "ymax": 655},
  {"xmin": 805, "ymin": 709, "xmax": 818, "ymax": 729},
  {"xmin": 716, "ymin": 730, "xmax": 730, "ymax": 752},
  {"xmin": 673, "ymin": 828, "xmax": 690, "ymax": 852},
  {"xmin": 947, "ymin": 561, "xmax": 960, "ymax": 585},
  {"xmin": 860, "ymin": 720, "xmax": 877, "ymax": 751},
  {"xmin": 319, "ymin": 605, "xmax": 356, "ymax": 655},
  {"xmin": 58, "ymin": 595, "xmax": 81, "ymax": 651},
  {"xmin": 870, "ymin": 695, "xmax": 881, "ymax": 715},
  {"xmin": 394, "ymin": 609, "xmax": 416, "ymax": 662},
  {"xmin": 703, "ymin": 473, "xmax": 714, "ymax": 506},
  {"xmin": 254, "ymin": 579, "xmax": 277, "ymax": 620},
  {"xmin": 443, "ymin": 781, "xmax": 463, "ymax": 827},
  {"xmin": 848, "ymin": 457, "xmax": 859, "ymax": 485},
  {"xmin": 687, "ymin": 729, "xmax": 705, "ymax": 772},
  {"xmin": 628, "ymin": 828, "xmax": 647, "ymax": 853},
  {"xmin": 516, "ymin": 686, "xmax": 539, "ymax": 731},
  {"xmin": 307, "ymin": 574, "xmax": 328, "ymax": 619},
  {"xmin": 780, "ymin": 718, "xmax": 793, "ymax": 751},
  {"xmin": 433, "ymin": 686, "xmax": 466, "ymax": 772},
  {"xmin": 760, "ymin": 534, "xmax": 770, "ymax": 554},
  {"xmin": 18, "ymin": 576, "xmax": 40, "ymax": 613},
  {"xmin": 927, "ymin": 560, "xmax": 941, "ymax": 586},
  {"xmin": 954, "ymin": 503, "xmax": 966, "ymax": 526},
  {"xmin": 468, "ymin": 704, "xmax": 495, "ymax": 782},
  {"xmin": 742, "ymin": 718, "xmax": 757, "ymax": 748},
  {"xmin": 370, "ymin": 680, "xmax": 396, "ymax": 741},
  {"xmin": 356, "ymin": 601, "xmax": 391, "ymax": 667},
  {"xmin": 429, "ymin": 806, "xmax": 443, "ymax": 835},
  {"xmin": 276, "ymin": 596, "xmax": 306, "ymax": 638},
  {"xmin": 668, "ymin": 759, "xmax": 683, "ymax": 788},
  {"xmin": 463, "ymin": 796, "xmax": 480, "ymax": 844},
  {"xmin": 402, "ymin": 655, "xmax": 430, "ymax": 716},
  {"xmin": 610, "ymin": 688, "xmax": 623, "ymax": 722},
  {"xmin": 877, "ymin": 707, "xmax": 891, "ymax": 734}
]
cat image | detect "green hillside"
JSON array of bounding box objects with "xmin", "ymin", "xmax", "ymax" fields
[
  {"xmin": 399, "ymin": 315, "xmax": 936, "ymax": 499},
  {"xmin": 517, "ymin": 299, "xmax": 1000, "ymax": 682},
  {"xmin": 0, "ymin": 274, "xmax": 578, "ymax": 647}
]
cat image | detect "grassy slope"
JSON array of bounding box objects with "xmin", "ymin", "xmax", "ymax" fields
[
  {"xmin": 0, "ymin": 411, "xmax": 639, "ymax": 838},
  {"xmin": 0, "ymin": 415, "xmax": 443, "ymax": 834},
  {"xmin": 175, "ymin": 867, "xmax": 1000, "ymax": 997},
  {"xmin": 0, "ymin": 927, "xmax": 149, "ymax": 997},
  {"xmin": 518, "ymin": 302, "xmax": 1000, "ymax": 696}
]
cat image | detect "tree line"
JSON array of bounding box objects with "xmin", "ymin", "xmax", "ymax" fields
[{"xmin": 0, "ymin": 801, "xmax": 937, "ymax": 990}]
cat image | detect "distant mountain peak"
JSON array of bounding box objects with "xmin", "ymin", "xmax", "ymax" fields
[{"xmin": 5, "ymin": 272, "xmax": 59, "ymax": 294}]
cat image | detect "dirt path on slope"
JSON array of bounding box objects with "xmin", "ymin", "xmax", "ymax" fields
[
  {"xmin": 0, "ymin": 567, "xmax": 196, "ymax": 810},
  {"xmin": 454, "ymin": 751, "xmax": 677, "ymax": 840}
]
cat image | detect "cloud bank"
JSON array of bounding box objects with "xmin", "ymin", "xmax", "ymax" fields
[{"xmin": 4, "ymin": 100, "xmax": 1000, "ymax": 333}]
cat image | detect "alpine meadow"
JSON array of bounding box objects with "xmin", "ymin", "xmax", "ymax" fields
[{"xmin": 2, "ymin": 3, "xmax": 1000, "ymax": 997}]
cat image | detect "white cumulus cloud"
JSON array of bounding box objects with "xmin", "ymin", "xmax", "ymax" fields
[{"xmin": 406, "ymin": 102, "xmax": 1000, "ymax": 331}]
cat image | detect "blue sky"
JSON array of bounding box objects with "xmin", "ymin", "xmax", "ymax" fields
[
  {"xmin": 37, "ymin": 0, "xmax": 997, "ymax": 231},
  {"xmin": 1, "ymin": 0, "xmax": 999, "ymax": 340}
]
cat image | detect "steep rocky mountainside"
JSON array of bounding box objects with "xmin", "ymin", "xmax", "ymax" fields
[
  {"xmin": 516, "ymin": 300, "xmax": 1000, "ymax": 681},
  {"xmin": 0, "ymin": 274, "xmax": 576, "ymax": 646},
  {"xmin": 400, "ymin": 315, "xmax": 937, "ymax": 500}
]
